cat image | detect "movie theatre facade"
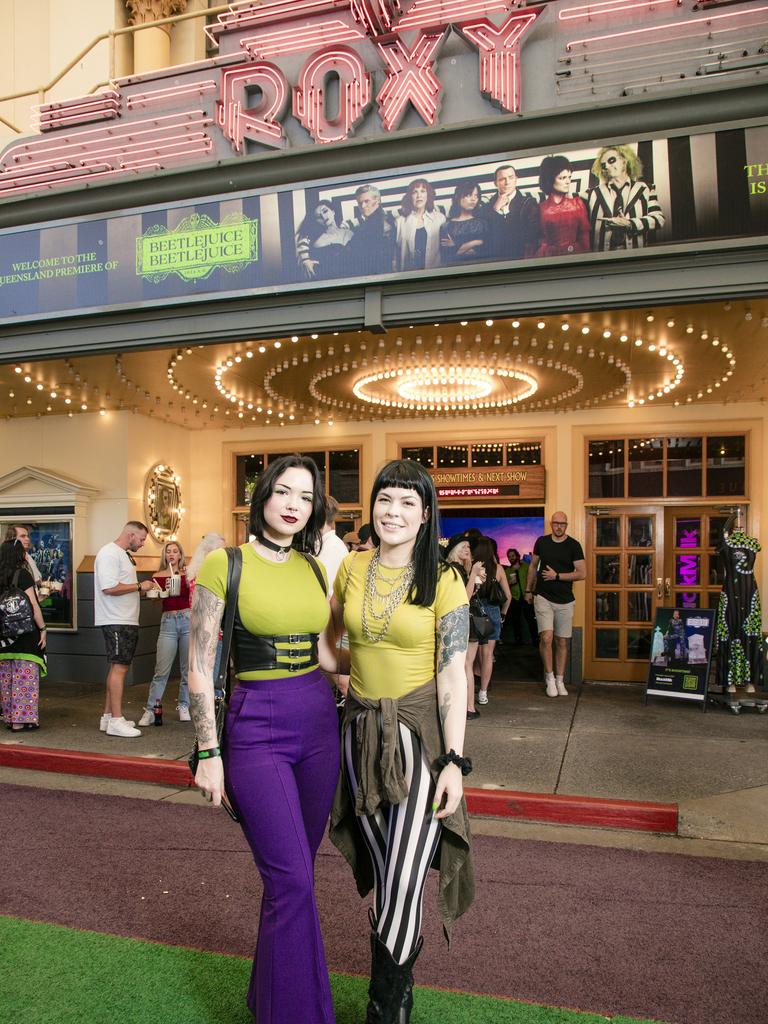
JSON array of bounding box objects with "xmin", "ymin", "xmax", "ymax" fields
[{"xmin": 0, "ymin": 0, "xmax": 766, "ymax": 685}]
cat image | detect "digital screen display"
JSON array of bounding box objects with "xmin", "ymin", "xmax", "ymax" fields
[{"xmin": 439, "ymin": 507, "xmax": 544, "ymax": 561}]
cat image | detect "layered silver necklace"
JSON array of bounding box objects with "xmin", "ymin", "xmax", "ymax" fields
[{"xmin": 361, "ymin": 548, "xmax": 415, "ymax": 644}]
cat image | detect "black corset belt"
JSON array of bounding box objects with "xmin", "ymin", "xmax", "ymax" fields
[{"xmin": 233, "ymin": 624, "xmax": 320, "ymax": 673}]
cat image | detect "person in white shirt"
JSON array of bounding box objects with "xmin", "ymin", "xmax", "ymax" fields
[
  {"xmin": 94, "ymin": 521, "xmax": 155, "ymax": 737},
  {"xmin": 317, "ymin": 495, "xmax": 349, "ymax": 590}
]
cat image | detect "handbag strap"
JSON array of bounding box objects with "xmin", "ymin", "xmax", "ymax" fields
[
  {"xmin": 216, "ymin": 546, "xmax": 243, "ymax": 699},
  {"xmin": 301, "ymin": 551, "xmax": 327, "ymax": 597}
]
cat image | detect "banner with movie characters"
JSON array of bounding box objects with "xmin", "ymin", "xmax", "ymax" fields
[{"xmin": 0, "ymin": 122, "xmax": 765, "ymax": 323}]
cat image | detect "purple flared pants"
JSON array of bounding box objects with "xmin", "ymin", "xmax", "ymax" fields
[{"xmin": 223, "ymin": 668, "xmax": 340, "ymax": 1024}]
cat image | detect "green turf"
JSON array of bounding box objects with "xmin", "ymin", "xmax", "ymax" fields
[{"xmin": 0, "ymin": 915, "xmax": 668, "ymax": 1024}]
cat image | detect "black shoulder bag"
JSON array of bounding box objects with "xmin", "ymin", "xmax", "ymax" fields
[{"xmin": 188, "ymin": 546, "xmax": 243, "ymax": 820}]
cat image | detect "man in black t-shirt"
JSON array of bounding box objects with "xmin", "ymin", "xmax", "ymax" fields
[{"xmin": 524, "ymin": 512, "xmax": 586, "ymax": 698}]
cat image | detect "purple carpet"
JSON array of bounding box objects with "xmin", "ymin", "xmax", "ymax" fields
[{"xmin": 1, "ymin": 782, "xmax": 764, "ymax": 1024}]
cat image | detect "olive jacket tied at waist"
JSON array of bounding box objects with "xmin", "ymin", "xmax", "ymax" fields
[{"xmin": 329, "ymin": 678, "xmax": 475, "ymax": 943}]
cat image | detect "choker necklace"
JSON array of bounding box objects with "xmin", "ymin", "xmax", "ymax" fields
[{"xmin": 256, "ymin": 534, "xmax": 293, "ymax": 562}]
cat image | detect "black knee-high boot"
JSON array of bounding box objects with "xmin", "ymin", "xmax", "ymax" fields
[{"xmin": 365, "ymin": 909, "xmax": 423, "ymax": 1024}]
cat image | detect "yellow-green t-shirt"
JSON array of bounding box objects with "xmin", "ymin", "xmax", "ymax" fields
[
  {"xmin": 196, "ymin": 544, "xmax": 329, "ymax": 679},
  {"xmin": 334, "ymin": 548, "xmax": 468, "ymax": 700}
]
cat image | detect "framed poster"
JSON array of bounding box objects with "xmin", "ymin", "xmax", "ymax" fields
[
  {"xmin": 645, "ymin": 607, "xmax": 715, "ymax": 710},
  {"xmin": 0, "ymin": 517, "xmax": 75, "ymax": 630}
]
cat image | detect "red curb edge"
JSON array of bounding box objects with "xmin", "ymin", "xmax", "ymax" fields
[
  {"xmin": 464, "ymin": 787, "xmax": 678, "ymax": 833},
  {"xmin": 0, "ymin": 745, "xmax": 678, "ymax": 834}
]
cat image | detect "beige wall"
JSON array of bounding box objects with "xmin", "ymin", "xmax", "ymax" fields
[
  {"xmin": 1, "ymin": 399, "xmax": 764, "ymax": 625},
  {"xmin": 186, "ymin": 400, "xmax": 767, "ymax": 631},
  {"xmin": 0, "ymin": 0, "xmax": 209, "ymax": 149},
  {"xmin": 0, "ymin": 409, "xmax": 192, "ymax": 558}
]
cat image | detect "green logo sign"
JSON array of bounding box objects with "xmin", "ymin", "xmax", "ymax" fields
[
  {"xmin": 682, "ymin": 674, "xmax": 699, "ymax": 691},
  {"xmin": 136, "ymin": 212, "xmax": 258, "ymax": 283}
]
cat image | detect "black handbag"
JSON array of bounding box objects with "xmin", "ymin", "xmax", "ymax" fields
[
  {"xmin": 487, "ymin": 576, "xmax": 506, "ymax": 607},
  {"xmin": 469, "ymin": 598, "xmax": 495, "ymax": 641},
  {"xmin": 188, "ymin": 546, "xmax": 243, "ymax": 821}
]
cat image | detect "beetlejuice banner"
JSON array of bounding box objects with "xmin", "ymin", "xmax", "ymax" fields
[{"xmin": 0, "ymin": 123, "xmax": 766, "ymax": 323}]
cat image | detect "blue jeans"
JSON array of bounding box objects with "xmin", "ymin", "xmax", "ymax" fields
[{"xmin": 146, "ymin": 610, "xmax": 190, "ymax": 709}]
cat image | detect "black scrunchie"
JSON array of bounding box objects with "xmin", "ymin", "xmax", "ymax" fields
[{"xmin": 436, "ymin": 748, "xmax": 473, "ymax": 776}]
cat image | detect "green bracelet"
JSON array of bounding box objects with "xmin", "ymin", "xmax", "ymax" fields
[{"xmin": 197, "ymin": 747, "xmax": 221, "ymax": 760}]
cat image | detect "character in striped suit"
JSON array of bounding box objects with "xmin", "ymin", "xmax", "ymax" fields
[{"xmin": 587, "ymin": 145, "xmax": 665, "ymax": 251}]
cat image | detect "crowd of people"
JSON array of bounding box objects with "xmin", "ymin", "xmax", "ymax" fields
[
  {"xmin": 295, "ymin": 145, "xmax": 665, "ymax": 280},
  {"xmin": 0, "ymin": 467, "xmax": 587, "ymax": 1024}
]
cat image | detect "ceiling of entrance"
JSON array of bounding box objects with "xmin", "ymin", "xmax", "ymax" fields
[{"xmin": 3, "ymin": 300, "xmax": 767, "ymax": 429}]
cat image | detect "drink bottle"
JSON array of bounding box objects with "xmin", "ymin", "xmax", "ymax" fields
[{"xmin": 153, "ymin": 700, "xmax": 163, "ymax": 726}]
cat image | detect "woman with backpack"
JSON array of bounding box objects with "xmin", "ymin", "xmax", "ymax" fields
[{"xmin": 0, "ymin": 538, "xmax": 47, "ymax": 731}]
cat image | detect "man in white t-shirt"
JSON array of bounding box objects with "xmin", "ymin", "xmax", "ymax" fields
[
  {"xmin": 94, "ymin": 521, "xmax": 155, "ymax": 737},
  {"xmin": 317, "ymin": 495, "xmax": 349, "ymax": 590}
]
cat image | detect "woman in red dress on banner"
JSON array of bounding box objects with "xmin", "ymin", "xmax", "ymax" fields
[{"xmin": 536, "ymin": 155, "xmax": 591, "ymax": 258}]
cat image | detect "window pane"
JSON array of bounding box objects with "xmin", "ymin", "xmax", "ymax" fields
[
  {"xmin": 628, "ymin": 437, "xmax": 663, "ymax": 497},
  {"xmin": 266, "ymin": 451, "xmax": 292, "ymax": 464},
  {"xmin": 706, "ymin": 435, "xmax": 746, "ymax": 496},
  {"xmin": 628, "ymin": 516, "xmax": 653, "ymax": 548},
  {"xmin": 627, "ymin": 629, "xmax": 651, "ymax": 660},
  {"xmin": 628, "ymin": 592, "xmax": 653, "ymax": 622},
  {"xmin": 667, "ymin": 436, "xmax": 703, "ymax": 497},
  {"xmin": 437, "ymin": 445, "xmax": 468, "ymax": 468},
  {"xmin": 328, "ymin": 449, "xmax": 358, "ymax": 503},
  {"xmin": 236, "ymin": 454, "xmax": 264, "ymax": 506},
  {"xmin": 676, "ymin": 591, "xmax": 700, "ymax": 609},
  {"xmin": 595, "ymin": 516, "xmax": 620, "ymax": 548},
  {"xmin": 596, "ymin": 554, "xmax": 620, "ymax": 585},
  {"xmin": 472, "ymin": 443, "xmax": 504, "ymax": 467},
  {"xmin": 708, "ymin": 516, "xmax": 729, "ymax": 548},
  {"xmin": 402, "ymin": 446, "xmax": 434, "ymax": 468},
  {"xmin": 595, "ymin": 629, "xmax": 619, "ymax": 659},
  {"xmin": 595, "ymin": 591, "xmax": 619, "ymax": 621},
  {"xmin": 588, "ymin": 440, "xmax": 624, "ymax": 498},
  {"xmin": 675, "ymin": 517, "xmax": 701, "ymax": 549},
  {"xmin": 628, "ymin": 554, "xmax": 653, "ymax": 585},
  {"xmin": 507, "ymin": 442, "xmax": 542, "ymax": 466}
]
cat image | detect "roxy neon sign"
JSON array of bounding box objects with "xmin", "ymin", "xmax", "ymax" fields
[
  {"xmin": 211, "ymin": 1, "xmax": 545, "ymax": 147},
  {"xmin": 0, "ymin": 0, "xmax": 545, "ymax": 197}
]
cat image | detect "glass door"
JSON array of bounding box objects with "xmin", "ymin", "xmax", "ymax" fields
[
  {"xmin": 585, "ymin": 507, "xmax": 664, "ymax": 682},
  {"xmin": 663, "ymin": 506, "xmax": 746, "ymax": 612}
]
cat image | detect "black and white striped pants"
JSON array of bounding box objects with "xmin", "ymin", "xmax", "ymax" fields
[{"xmin": 344, "ymin": 714, "xmax": 442, "ymax": 965}]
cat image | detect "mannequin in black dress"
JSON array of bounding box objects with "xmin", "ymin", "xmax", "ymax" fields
[{"xmin": 715, "ymin": 512, "xmax": 764, "ymax": 693}]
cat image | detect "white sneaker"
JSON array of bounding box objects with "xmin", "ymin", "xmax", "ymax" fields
[
  {"xmin": 106, "ymin": 716, "xmax": 141, "ymax": 738},
  {"xmin": 100, "ymin": 713, "xmax": 136, "ymax": 731},
  {"xmin": 477, "ymin": 689, "xmax": 489, "ymax": 705},
  {"xmin": 555, "ymin": 677, "xmax": 569, "ymax": 697},
  {"xmin": 177, "ymin": 705, "xmax": 191, "ymax": 722},
  {"xmin": 138, "ymin": 708, "xmax": 155, "ymax": 727},
  {"xmin": 545, "ymin": 676, "xmax": 558, "ymax": 698}
]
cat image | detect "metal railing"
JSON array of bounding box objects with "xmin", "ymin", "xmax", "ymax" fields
[{"xmin": 0, "ymin": 2, "xmax": 234, "ymax": 135}]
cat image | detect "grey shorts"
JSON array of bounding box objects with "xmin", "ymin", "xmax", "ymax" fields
[
  {"xmin": 101, "ymin": 624, "xmax": 139, "ymax": 665},
  {"xmin": 533, "ymin": 596, "xmax": 575, "ymax": 638}
]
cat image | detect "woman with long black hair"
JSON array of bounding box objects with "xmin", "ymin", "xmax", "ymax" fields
[
  {"xmin": 188, "ymin": 454, "xmax": 342, "ymax": 1024},
  {"xmin": 471, "ymin": 536, "xmax": 511, "ymax": 707},
  {"xmin": 0, "ymin": 538, "xmax": 47, "ymax": 731},
  {"xmin": 330, "ymin": 459, "xmax": 474, "ymax": 1024}
]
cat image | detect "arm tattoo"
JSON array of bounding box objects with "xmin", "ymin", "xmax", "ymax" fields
[
  {"xmin": 437, "ymin": 605, "xmax": 469, "ymax": 674},
  {"xmin": 440, "ymin": 690, "xmax": 451, "ymax": 725},
  {"xmin": 189, "ymin": 692, "xmax": 215, "ymax": 743},
  {"xmin": 190, "ymin": 584, "xmax": 224, "ymax": 675}
]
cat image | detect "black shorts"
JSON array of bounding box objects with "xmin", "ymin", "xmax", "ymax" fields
[{"xmin": 101, "ymin": 625, "xmax": 139, "ymax": 665}]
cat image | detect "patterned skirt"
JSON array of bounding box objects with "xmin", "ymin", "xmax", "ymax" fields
[{"xmin": 0, "ymin": 659, "xmax": 40, "ymax": 725}]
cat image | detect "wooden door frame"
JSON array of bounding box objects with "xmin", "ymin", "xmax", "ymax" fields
[{"xmin": 584, "ymin": 505, "xmax": 665, "ymax": 682}]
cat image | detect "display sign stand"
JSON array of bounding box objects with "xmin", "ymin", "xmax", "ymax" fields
[{"xmin": 644, "ymin": 608, "xmax": 716, "ymax": 713}]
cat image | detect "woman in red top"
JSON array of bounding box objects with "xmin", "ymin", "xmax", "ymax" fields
[
  {"xmin": 536, "ymin": 155, "xmax": 590, "ymax": 258},
  {"xmin": 138, "ymin": 541, "xmax": 192, "ymax": 724}
]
